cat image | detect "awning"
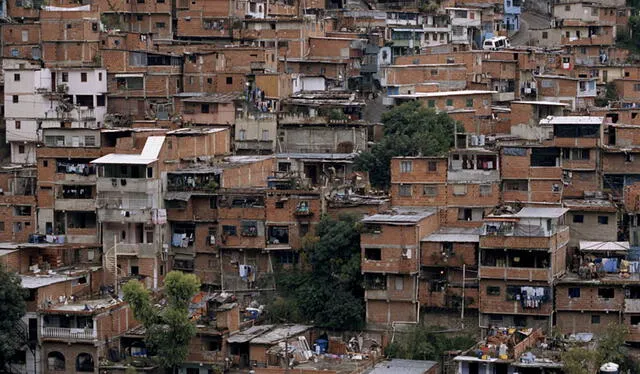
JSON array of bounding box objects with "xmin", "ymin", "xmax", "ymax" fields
[
  {"xmin": 580, "ymin": 241, "xmax": 630, "ymax": 252},
  {"xmin": 164, "ymin": 192, "xmax": 192, "ymax": 201}
]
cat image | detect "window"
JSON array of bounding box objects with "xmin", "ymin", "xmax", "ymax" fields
[
  {"xmin": 226, "ymin": 77, "xmax": 233, "ymax": 85},
  {"xmin": 98, "ymin": 72, "xmax": 102, "ymax": 81},
  {"xmin": 222, "ymin": 225, "xmax": 237, "ymax": 236},
  {"xmin": 591, "ymin": 315, "xmax": 600, "ymax": 324},
  {"xmin": 47, "ymin": 352, "xmax": 65, "ymax": 371},
  {"xmin": 428, "ymin": 161, "xmax": 437, "ymax": 171},
  {"xmin": 262, "ymin": 129, "xmax": 269, "ymax": 141},
  {"xmin": 12, "ymin": 95, "xmax": 18, "ymax": 103},
  {"xmin": 136, "ymin": 15, "xmax": 143, "ymax": 21},
  {"xmin": 428, "ymin": 100, "xmax": 435, "ymax": 108},
  {"xmin": 116, "ymin": 77, "xmax": 143, "ymax": 90},
  {"xmin": 458, "ymin": 208, "xmax": 472, "ymax": 221},
  {"xmin": 568, "ymin": 287, "xmax": 580, "ymax": 298},
  {"xmin": 155, "ymin": 22, "xmax": 166, "ymax": 28},
  {"xmin": 598, "ymin": 216, "xmax": 609, "ymax": 225},
  {"xmin": 275, "ymin": 201, "xmax": 285, "ymax": 209},
  {"xmin": 631, "ymin": 316, "xmax": 640, "ymax": 326},
  {"xmin": 466, "ymin": 98, "xmax": 473, "ymax": 108},
  {"xmin": 452, "ymin": 184, "xmax": 467, "ymax": 196},
  {"xmin": 598, "ymin": 288, "xmax": 615, "ymax": 299},
  {"xmin": 207, "ymin": 77, "xmax": 213, "ymax": 84},
  {"xmin": 480, "ymin": 184, "xmax": 492, "ymax": 196},
  {"xmin": 399, "ymin": 185, "xmax": 412, "ymax": 197},
  {"xmin": 201, "ymin": 104, "xmax": 210, "ymax": 113},
  {"xmin": 15, "ymin": 121, "xmax": 21, "ymax": 129},
  {"xmin": 542, "ymin": 31, "xmax": 548, "ymax": 39},
  {"xmin": 565, "ymin": 5, "xmax": 570, "ymax": 11},
  {"xmin": 446, "ymin": 99, "xmax": 453, "ymax": 107},
  {"xmin": 13, "ymin": 73, "xmax": 20, "ymax": 81},
  {"xmin": 0, "ymin": 222, "xmax": 4, "ymax": 232},
  {"xmin": 80, "ymin": 72, "xmax": 87, "ymax": 82},
  {"xmin": 400, "ymin": 160, "xmax": 413, "ymax": 173},
  {"xmin": 84, "ymin": 136, "xmax": 96, "ymax": 146},
  {"xmin": 238, "ymin": 129, "xmax": 246, "ymax": 141},
  {"xmin": 76, "ymin": 353, "xmax": 94, "ymax": 372},
  {"xmin": 487, "ymin": 286, "xmax": 500, "ymax": 296},
  {"xmin": 573, "ymin": 214, "xmax": 584, "ymax": 223},
  {"xmin": 423, "ymin": 185, "xmax": 437, "ymax": 196},
  {"xmin": 62, "ymin": 72, "xmax": 68, "ymax": 82},
  {"xmin": 18, "ymin": 145, "xmax": 25, "ymax": 154},
  {"xmin": 503, "ymin": 180, "xmax": 528, "ymax": 191},
  {"xmin": 365, "ymin": 248, "xmax": 381, "ymax": 261}
]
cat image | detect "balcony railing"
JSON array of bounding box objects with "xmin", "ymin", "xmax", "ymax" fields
[{"xmin": 42, "ymin": 327, "xmax": 95, "ymax": 341}]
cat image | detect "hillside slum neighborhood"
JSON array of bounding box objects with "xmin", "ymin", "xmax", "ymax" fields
[{"xmin": 3, "ymin": 0, "xmax": 640, "ymax": 372}]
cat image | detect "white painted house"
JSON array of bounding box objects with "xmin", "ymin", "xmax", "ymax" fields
[{"xmin": 3, "ymin": 58, "xmax": 107, "ymax": 164}]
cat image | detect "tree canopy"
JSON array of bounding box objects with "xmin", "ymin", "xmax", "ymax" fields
[
  {"xmin": 384, "ymin": 325, "xmax": 476, "ymax": 361},
  {"xmin": 0, "ymin": 265, "xmax": 27, "ymax": 368},
  {"xmin": 355, "ymin": 101, "xmax": 459, "ymax": 189},
  {"xmin": 561, "ymin": 323, "xmax": 639, "ymax": 374},
  {"xmin": 265, "ymin": 214, "xmax": 364, "ymax": 330},
  {"xmin": 123, "ymin": 271, "xmax": 200, "ymax": 369}
]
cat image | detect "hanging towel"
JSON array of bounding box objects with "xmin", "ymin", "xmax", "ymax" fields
[
  {"xmin": 603, "ymin": 258, "xmax": 619, "ymax": 273},
  {"xmin": 172, "ymin": 233, "xmax": 185, "ymax": 247}
]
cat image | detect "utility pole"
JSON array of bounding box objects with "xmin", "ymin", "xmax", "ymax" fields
[
  {"xmin": 113, "ymin": 234, "xmax": 118, "ymax": 295},
  {"xmin": 461, "ymin": 264, "xmax": 466, "ymax": 329}
]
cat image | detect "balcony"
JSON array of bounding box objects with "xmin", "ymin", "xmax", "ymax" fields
[
  {"xmin": 492, "ymin": 92, "xmax": 515, "ymax": 102},
  {"xmin": 55, "ymin": 199, "xmax": 95, "ymax": 211},
  {"xmin": 560, "ymin": 34, "xmax": 614, "ymax": 46},
  {"xmin": 98, "ymin": 207, "xmax": 153, "ymax": 223},
  {"xmin": 362, "ymin": 258, "xmax": 418, "ymax": 274},
  {"xmin": 365, "ymin": 289, "xmax": 415, "ymax": 301},
  {"xmin": 626, "ymin": 299, "xmax": 640, "ymax": 313},
  {"xmin": 234, "ymin": 140, "xmax": 274, "ymax": 151},
  {"xmin": 41, "ymin": 327, "xmax": 96, "ymax": 341},
  {"xmin": 115, "ymin": 243, "xmax": 157, "ymax": 257},
  {"xmin": 97, "ymin": 178, "xmax": 160, "ymax": 194},
  {"xmin": 479, "ymin": 266, "xmax": 550, "ymax": 281}
]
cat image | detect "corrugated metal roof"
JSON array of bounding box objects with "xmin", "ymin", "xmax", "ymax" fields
[
  {"xmin": 512, "ymin": 101, "xmax": 569, "ymax": 106},
  {"xmin": 389, "ymin": 90, "xmax": 497, "ymax": 99},
  {"xmin": 21, "ymin": 274, "xmax": 82, "ymax": 289},
  {"xmin": 539, "ymin": 116, "xmax": 604, "ymax": 125},
  {"xmin": 515, "ymin": 207, "xmax": 569, "ymax": 218},
  {"xmin": 250, "ymin": 324, "xmax": 312, "ymax": 345},
  {"xmin": 227, "ymin": 325, "xmax": 275, "ymax": 344},
  {"xmin": 362, "ymin": 207, "xmax": 436, "ymax": 224},
  {"xmin": 141, "ymin": 136, "xmax": 166, "ymax": 159},
  {"xmin": 277, "ymin": 153, "xmax": 357, "ymax": 160},
  {"xmin": 423, "ymin": 227, "xmax": 480, "ymax": 243},
  {"xmin": 580, "ymin": 241, "xmax": 630, "ymax": 252},
  {"xmin": 368, "ymin": 359, "xmax": 438, "ymax": 374},
  {"xmin": 91, "ymin": 154, "xmax": 157, "ymax": 165},
  {"xmin": 92, "ymin": 136, "xmax": 165, "ymax": 165}
]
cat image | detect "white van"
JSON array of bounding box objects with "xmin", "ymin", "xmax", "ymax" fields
[{"xmin": 483, "ymin": 36, "xmax": 510, "ymax": 50}]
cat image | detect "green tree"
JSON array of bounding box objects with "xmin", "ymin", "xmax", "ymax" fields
[
  {"xmin": 355, "ymin": 101, "xmax": 459, "ymax": 189},
  {"xmin": 595, "ymin": 82, "xmax": 619, "ymax": 107},
  {"xmin": 0, "ymin": 265, "xmax": 27, "ymax": 369},
  {"xmin": 123, "ymin": 271, "xmax": 200, "ymax": 370},
  {"xmin": 562, "ymin": 323, "xmax": 637, "ymax": 374},
  {"xmin": 562, "ymin": 346, "xmax": 600, "ymax": 374},
  {"xmin": 384, "ymin": 325, "xmax": 476, "ymax": 361},
  {"xmin": 265, "ymin": 215, "xmax": 364, "ymax": 330}
]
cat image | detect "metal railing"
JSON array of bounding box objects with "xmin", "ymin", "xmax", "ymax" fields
[{"xmin": 42, "ymin": 327, "xmax": 95, "ymax": 341}]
